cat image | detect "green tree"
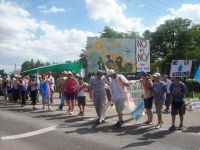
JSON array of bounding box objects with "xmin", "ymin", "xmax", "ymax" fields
[
  {"xmin": 34, "ymin": 59, "xmax": 44, "ymax": 68},
  {"xmin": 21, "ymin": 61, "xmax": 32, "ymax": 72},
  {"xmin": 100, "ymin": 26, "xmax": 139, "ymax": 39},
  {"xmin": 143, "ymin": 18, "xmax": 199, "ymax": 74}
]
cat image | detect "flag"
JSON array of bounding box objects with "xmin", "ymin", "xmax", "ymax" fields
[{"xmin": 131, "ymin": 100, "xmax": 144, "ymax": 121}]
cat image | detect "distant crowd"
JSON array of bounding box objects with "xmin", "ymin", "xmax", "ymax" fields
[{"xmin": 0, "ymin": 70, "xmax": 187, "ymax": 131}]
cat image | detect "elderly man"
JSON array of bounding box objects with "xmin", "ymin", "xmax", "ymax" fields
[
  {"xmin": 107, "ymin": 69, "xmax": 130, "ymax": 128},
  {"xmin": 90, "ymin": 70, "xmax": 108, "ymax": 123}
]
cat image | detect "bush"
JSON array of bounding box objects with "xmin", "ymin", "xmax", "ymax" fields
[{"xmin": 184, "ymin": 79, "xmax": 200, "ymax": 97}]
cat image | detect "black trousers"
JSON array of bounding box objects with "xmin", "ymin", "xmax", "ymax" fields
[
  {"xmin": 21, "ymin": 91, "xmax": 27, "ymax": 105},
  {"xmin": 30, "ymin": 90, "xmax": 37, "ymax": 106},
  {"xmin": 13, "ymin": 89, "xmax": 19, "ymax": 103}
]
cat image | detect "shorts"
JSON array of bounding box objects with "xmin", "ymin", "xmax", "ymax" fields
[
  {"xmin": 155, "ymin": 100, "xmax": 164, "ymax": 114},
  {"xmin": 66, "ymin": 93, "xmax": 75, "ymax": 100},
  {"xmin": 144, "ymin": 97, "xmax": 153, "ymax": 109},
  {"xmin": 115, "ymin": 99, "xmax": 125, "ymax": 115},
  {"xmin": 78, "ymin": 96, "xmax": 86, "ymax": 106},
  {"xmin": 171, "ymin": 101, "xmax": 185, "ymax": 116}
]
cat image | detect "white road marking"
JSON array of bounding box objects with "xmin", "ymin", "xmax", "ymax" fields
[
  {"xmin": 1, "ymin": 118, "xmax": 97, "ymax": 140},
  {"xmin": 1, "ymin": 126, "xmax": 56, "ymax": 140}
]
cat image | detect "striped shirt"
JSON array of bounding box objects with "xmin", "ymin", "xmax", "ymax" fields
[{"xmin": 90, "ymin": 76, "xmax": 107, "ymax": 96}]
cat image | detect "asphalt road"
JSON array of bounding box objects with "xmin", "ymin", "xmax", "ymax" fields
[{"xmin": 0, "ymin": 97, "xmax": 200, "ymax": 150}]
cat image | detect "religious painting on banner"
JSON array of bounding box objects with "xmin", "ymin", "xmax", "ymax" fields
[
  {"xmin": 86, "ymin": 37, "xmax": 136, "ymax": 74},
  {"xmin": 170, "ymin": 60, "xmax": 193, "ymax": 77},
  {"xmin": 136, "ymin": 38, "xmax": 150, "ymax": 73}
]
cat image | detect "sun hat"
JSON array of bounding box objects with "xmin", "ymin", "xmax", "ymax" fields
[
  {"xmin": 152, "ymin": 72, "xmax": 161, "ymax": 78},
  {"xmin": 107, "ymin": 69, "xmax": 115, "ymax": 76}
]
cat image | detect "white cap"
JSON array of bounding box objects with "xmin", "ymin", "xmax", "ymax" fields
[
  {"xmin": 62, "ymin": 71, "xmax": 68, "ymax": 75},
  {"xmin": 68, "ymin": 71, "xmax": 72, "ymax": 75},
  {"xmin": 107, "ymin": 69, "xmax": 115, "ymax": 76}
]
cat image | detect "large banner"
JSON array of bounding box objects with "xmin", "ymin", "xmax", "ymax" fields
[
  {"xmin": 127, "ymin": 80, "xmax": 144, "ymax": 121},
  {"xmin": 127, "ymin": 80, "xmax": 144, "ymax": 105},
  {"xmin": 170, "ymin": 60, "xmax": 193, "ymax": 77},
  {"xmin": 136, "ymin": 38, "xmax": 150, "ymax": 72},
  {"xmin": 86, "ymin": 37, "xmax": 136, "ymax": 74},
  {"xmin": 194, "ymin": 65, "xmax": 200, "ymax": 83}
]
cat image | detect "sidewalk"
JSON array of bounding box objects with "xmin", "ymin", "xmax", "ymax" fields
[{"xmin": 0, "ymin": 93, "xmax": 200, "ymax": 133}]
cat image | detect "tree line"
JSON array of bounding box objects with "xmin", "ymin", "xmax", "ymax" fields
[{"xmin": 21, "ymin": 18, "xmax": 200, "ymax": 75}]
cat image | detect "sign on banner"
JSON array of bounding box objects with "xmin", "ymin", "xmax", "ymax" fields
[
  {"xmin": 127, "ymin": 80, "xmax": 144, "ymax": 105},
  {"xmin": 190, "ymin": 98, "xmax": 200, "ymax": 111},
  {"xmin": 136, "ymin": 38, "xmax": 150, "ymax": 72},
  {"xmin": 127, "ymin": 80, "xmax": 144, "ymax": 121},
  {"xmin": 170, "ymin": 60, "xmax": 193, "ymax": 77}
]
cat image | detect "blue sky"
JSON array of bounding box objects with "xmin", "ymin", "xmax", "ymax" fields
[{"xmin": 0, "ymin": 0, "xmax": 200, "ymax": 72}]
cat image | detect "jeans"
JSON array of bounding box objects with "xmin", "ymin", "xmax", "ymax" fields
[{"xmin": 58, "ymin": 93, "xmax": 65, "ymax": 110}]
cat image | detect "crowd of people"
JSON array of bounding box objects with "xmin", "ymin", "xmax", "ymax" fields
[{"xmin": 0, "ymin": 69, "xmax": 187, "ymax": 131}]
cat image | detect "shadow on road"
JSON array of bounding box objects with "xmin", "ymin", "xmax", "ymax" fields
[
  {"xmin": 183, "ymin": 126, "xmax": 200, "ymax": 134},
  {"xmin": 121, "ymin": 141, "xmax": 155, "ymax": 149}
]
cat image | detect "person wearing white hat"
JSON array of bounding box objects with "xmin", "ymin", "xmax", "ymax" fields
[
  {"xmin": 65, "ymin": 71, "xmax": 78, "ymax": 115},
  {"xmin": 107, "ymin": 69, "xmax": 130, "ymax": 128},
  {"xmin": 152, "ymin": 72, "xmax": 167, "ymax": 129},
  {"xmin": 90, "ymin": 70, "xmax": 108, "ymax": 123}
]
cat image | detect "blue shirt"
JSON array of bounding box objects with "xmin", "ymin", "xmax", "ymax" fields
[
  {"xmin": 170, "ymin": 82, "xmax": 187, "ymax": 102},
  {"xmin": 153, "ymin": 81, "xmax": 167, "ymax": 102}
]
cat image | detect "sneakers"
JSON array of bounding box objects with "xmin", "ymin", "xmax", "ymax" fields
[
  {"xmin": 164, "ymin": 108, "xmax": 169, "ymax": 113},
  {"xmin": 56, "ymin": 108, "xmax": 62, "ymax": 111},
  {"xmin": 178, "ymin": 125, "xmax": 183, "ymax": 130},
  {"xmin": 79, "ymin": 112, "xmax": 84, "ymax": 116},
  {"xmin": 114, "ymin": 121, "xmax": 123, "ymax": 128},
  {"xmin": 69, "ymin": 112, "xmax": 73, "ymax": 115},
  {"xmin": 169, "ymin": 125, "xmax": 176, "ymax": 131}
]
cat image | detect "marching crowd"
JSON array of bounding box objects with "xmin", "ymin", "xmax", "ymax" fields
[{"xmin": 0, "ymin": 70, "xmax": 187, "ymax": 131}]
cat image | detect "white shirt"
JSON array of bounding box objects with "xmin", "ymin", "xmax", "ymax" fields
[
  {"xmin": 164, "ymin": 79, "xmax": 172, "ymax": 94},
  {"xmin": 110, "ymin": 75, "xmax": 128, "ymax": 101},
  {"xmin": 77, "ymin": 82, "xmax": 88, "ymax": 97}
]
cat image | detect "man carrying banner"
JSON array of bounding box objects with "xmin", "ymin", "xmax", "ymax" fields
[{"xmin": 107, "ymin": 69, "xmax": 130, "ymax": 128}]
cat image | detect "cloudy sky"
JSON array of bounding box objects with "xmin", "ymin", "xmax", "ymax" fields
[{"xmin": 0, "ymin": 0, "xmax": 200, "ymax": 73}]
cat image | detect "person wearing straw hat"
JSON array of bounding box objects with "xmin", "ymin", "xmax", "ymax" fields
[{"xmin": 152, "ymin": 72, "xmax": 167, "ymax": 129}]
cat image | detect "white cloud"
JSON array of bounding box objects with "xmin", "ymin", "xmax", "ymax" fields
[
  {"xmin": 138, "ymin": 4, "xmax": 145, "ymax": 8},
  {"xmin": 0, "ymin": 1, "xmax": 96, "ymax": 73},
  {"xmin": 154, "ymin": 3, "xmax": 200, "ymax": 29},
  {"xmin": 85, "ymin": 0, "xmax": 145, "ymax": 33},
  {"xmin": 38, "ymin": 5, "xmax": 66, "ymax": 14}
]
